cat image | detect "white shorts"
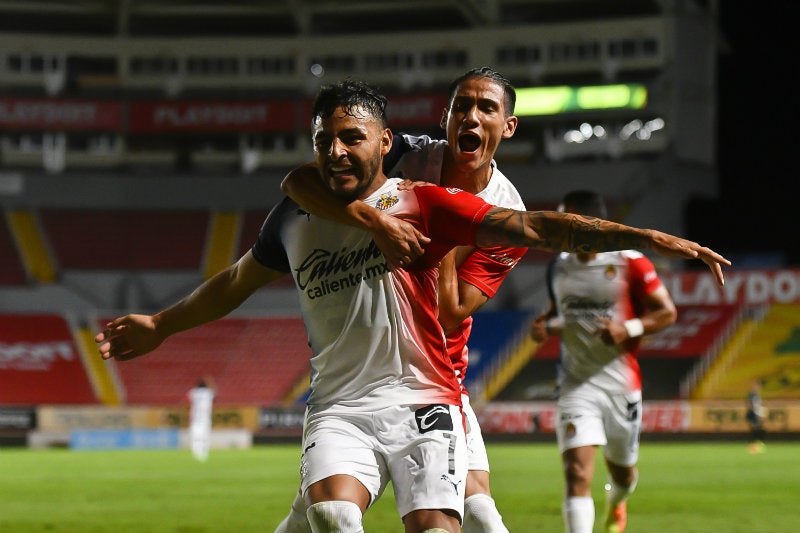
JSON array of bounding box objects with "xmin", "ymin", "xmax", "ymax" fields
[
  {"xmin": 299, "ymin": 403, "xmax": 468, "ymax": 520},
  {"xmin": 555, "ymin": 384, "xmax": 642, "ymax": 467},
  {"xmin": 462, "ymin": 395, "xmax": 490, "ymax": 472}
]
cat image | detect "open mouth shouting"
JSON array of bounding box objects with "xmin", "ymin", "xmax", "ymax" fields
[{"xmin": 458, "ymin": 132, "xmax": 481, "ymax": 154}]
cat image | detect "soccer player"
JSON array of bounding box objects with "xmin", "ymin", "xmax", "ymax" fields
[
  {"xmin": 278, "ymin": 67, "xmax": 527, "ymax": 533},
  {"xmin": 529, "ymin": 190, "xmax": 678, "ymax": 533},
  {"xmin": 187, "ymin": 377, "xmax": 215, "ymax": 462},
  {"xmin": 97, "ymin": 81, "xmax": 729, "ymax": 533},
  {"xmin": 746, "ymin": 379, "xmax": 766, "ymax": 454}
]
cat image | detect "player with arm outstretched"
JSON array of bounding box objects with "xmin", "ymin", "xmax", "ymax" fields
[{"xmin": 99, "ymin": 81, "xmax": 729, "ymax": 533}]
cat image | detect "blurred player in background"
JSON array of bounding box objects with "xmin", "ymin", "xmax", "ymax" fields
[
  {"xmin": 529, "ymin": 190, "xmax": 678, "ymax": 533},
  {"xmin": 746, "ymin": 378, "xmax": 766, "ymax": 454},
  {"xmin": 98, "ymin": 80, "xmax": 728, "ymax": 533},
  {"xmin": 188, "ymin": 376, "xmax": 215, "ymax": 462},
  {"xmin": 278, "ymin": 66, "xmax": 526, "ymax": 533}
]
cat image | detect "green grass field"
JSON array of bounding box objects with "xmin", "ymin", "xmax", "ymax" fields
[{"xmin": 1, "ymin": 441, "xmax": 797, "ymax": 532}]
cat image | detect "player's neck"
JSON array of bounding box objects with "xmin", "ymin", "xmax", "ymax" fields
[{"xmin": 440, "ymin": 153, "xmax": 493, "ymax": 194}]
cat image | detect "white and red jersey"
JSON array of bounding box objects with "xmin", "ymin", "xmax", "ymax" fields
[
  {"xmin": 547, "ymin": 250, "xmax": 663, "ymax": 393},
  {"xmin": 252, "ymin": 178, "xmax": 493, "ymax": 409},
  {"xmin": 386, "ymin": 134, "xmax": 527, "ymax": 392}
]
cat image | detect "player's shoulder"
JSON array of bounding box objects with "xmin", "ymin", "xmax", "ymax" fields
[
  {"xmin": 481, "ymin": 163, "xmax": 525, "ymax": 209},
  {"xmin": 620, "ymin": 249, "xmax": 646, "ymax": 260}
]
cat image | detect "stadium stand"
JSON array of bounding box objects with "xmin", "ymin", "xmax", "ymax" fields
[
  {"xmin": 40, "ymin": 208, "xmax": 210, "ymax": 271},
  {"xmin": 693, "ymin": 303, "xmax": 800, "ymax": 400},
  {"xmin": 1, "ymin": 1, "xmax": 770, "ymax": 418},
  {"xmin": 0, "ymin": 313, "xmax": 97, "ymax": 405},
  {"xmin": 100, "ymin": 316, "xmax": 311, "ymax": 406}
]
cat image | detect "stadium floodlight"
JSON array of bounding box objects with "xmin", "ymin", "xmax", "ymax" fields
[{"xmin": 515, "ymin": 83, "xmax": 647, "ymax": 116}]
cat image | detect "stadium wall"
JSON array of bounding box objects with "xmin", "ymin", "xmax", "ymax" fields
[{"xmin": 2, "ymin": 400, "xmax": 798, "ymax": 449}]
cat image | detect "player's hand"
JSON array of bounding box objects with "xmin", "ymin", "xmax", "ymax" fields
[
  {"xmin": 647, "ymin": 231, "xmax": 731, "ymax": 286},
  {"xmin": 529, "ymin": 314, "xmax": 549, "ymax": 342},
  {"xmin": 596, "ymin": 317, "xmax": 628, "ymax": 346},
  {"xmin": 396, "ymin": 179, "xmax": 434, "ymax": 191},
  {"xmin": 95, "ymin": 314, "xmax": 164, "ymax": 361},
  {"xmin": 372, "ymin": 211, "xmax": 430, "ymax": 270}
]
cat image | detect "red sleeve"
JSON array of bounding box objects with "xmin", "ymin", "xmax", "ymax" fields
[
  {"xmin": 628, "ymin": 254, "xmax": 663, "ymax": 301},
  {"xmin": 458, "ymin": 245, "xmax": 528, "ymax": 298},
  {"xmin": 412, "ymin": 185, "xmax": 493, "ymax": 245}
]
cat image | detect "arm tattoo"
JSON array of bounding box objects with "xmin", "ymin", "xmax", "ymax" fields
[{"xmin": 476, "ymin": 207, "xmax": 653, "ymax": 253}]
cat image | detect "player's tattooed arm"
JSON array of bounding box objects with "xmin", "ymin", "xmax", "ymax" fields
[
  {"xmin": 475, "ymin": 208, "xmax": 649, "ymax": 252},
  {"xmin": 475, "ymin": 206, "xmax": 731, "ymax": 285}
]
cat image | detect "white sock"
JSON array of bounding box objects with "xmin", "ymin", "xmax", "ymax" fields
[
  {"xmin": 462, "ymin": 493, "xmax": 509, "ymax": 533},
  {"xmin": 563, "ymin": 495, "xmax": 594, "ymax": 533},
  {"xmin": 306, "ymin": 501, "xmax": 363, "ymax": 533},
  {"xmin": 274, "ymin": 491, "xmax": 311, "ymax": 533},
  {"xmin": 606, "ymin": 472, "xmax": 638, "ymax": 508}
]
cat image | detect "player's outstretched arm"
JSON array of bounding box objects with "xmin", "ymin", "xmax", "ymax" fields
[
  {"xmin": 475, "ymin": 208, "xmax": 731, "ymax": 285},
  {"xmin": 95, "ymin": 253, "xmax": 283, "ymax": 361},
  {"xmin": 281, "ymin": 164, "xmax": 429, "ymax": 269}
]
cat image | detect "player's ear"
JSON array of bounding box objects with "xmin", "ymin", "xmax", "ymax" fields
[
  {"xmin": 503, "ymin": 115, "xmax": 518, "ymax": 139},
  {"xmin": 439, "ymin": 107, "xmax": 448, "ymax": 130},
  {"xmin": 381, "ymin": 127, "xmax": 393, "ymax": 156}
]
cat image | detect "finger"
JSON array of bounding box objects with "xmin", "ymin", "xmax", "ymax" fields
[{"xmin": 709, "ymin": 261, "xmax": 725, "ymax": 286}]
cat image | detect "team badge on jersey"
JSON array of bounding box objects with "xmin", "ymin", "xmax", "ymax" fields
[{"xmin": 375, "ymin": 192, "xmax": 399, "ymax": 211}]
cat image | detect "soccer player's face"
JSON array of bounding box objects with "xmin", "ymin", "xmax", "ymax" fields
[
  {"xmin": 442, "ymin": 76, "xmax": 517, "ymax": 173},
  {"xmin": 312, "ymin": 105, "xmax": 391, "ymax": 201}
]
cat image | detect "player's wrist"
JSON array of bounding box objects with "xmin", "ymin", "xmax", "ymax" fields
[
  {"xmin": 352, "ymin": 203, "xmax": 383, "ymax": 231},
  {"xmin": 545, "ymin": 316, "xmax": 563, "ymax": 334},
  {"xmin": 623, "ymin": 318, "xmax": 644, "ymax": 338}
]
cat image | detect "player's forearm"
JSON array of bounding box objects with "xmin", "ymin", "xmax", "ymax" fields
[
  {"xmin": 475, "ymin": 208, "xmax": 656, "ymax": 253},
  {"xmin": 152, "ymin": 265, "xmax": 253, "ymax": 340},
  {"xmin": 281, "ymin": 163, "xmax": 382, "ymax": 230}
]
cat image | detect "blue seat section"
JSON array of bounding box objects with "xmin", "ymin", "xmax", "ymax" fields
[{"xmin": 462, "ymin": 310, "xmax": 532, "ymax": 393}]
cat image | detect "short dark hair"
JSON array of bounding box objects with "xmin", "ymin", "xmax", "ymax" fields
[
  {"xmin": 561, "ymin": 190, "xmax": 608, "ymax": 219},
  {"xmin": 311, "ymin": 79, "xmax": 388, "ymax": 128},
  {"xmin": 447, "ymin": 67, "xmax": 517, "ymax": 117}
]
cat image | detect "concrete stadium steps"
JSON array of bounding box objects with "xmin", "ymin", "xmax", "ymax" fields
[
  {"xmin": 693, "ymin": 304, "xmax": 800, "ymax": 400},
  {"xmin": 0, "ymin": 212, "xmax": 28, "ymax": 285},
  {"xmin": 202, "ymin": 211, "xmax": 242, "ymax": 279},
  {"xmin": 5, "ymin": 209, "xmax": 56, "ymax": 283}
]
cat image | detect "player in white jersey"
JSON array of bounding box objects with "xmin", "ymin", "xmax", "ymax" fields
[
  {"xmin": 279, "ymin": 67, "xmax": 527, "ymax": 533},
  {"xmin": 187, "ymin": 377, "xmax": 214, "ymax": 462},
  {"xmin": 529, "ymin": 191, "xmax": 678, "ymax": 533},
  {"xmin": 97, "ymin": 81, "xmax": 729, "ymax": 533}
]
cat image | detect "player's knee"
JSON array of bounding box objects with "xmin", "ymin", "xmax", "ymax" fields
[{"xmin": 306, "ymin": 501, "xmax": 362, "ymax": 533}]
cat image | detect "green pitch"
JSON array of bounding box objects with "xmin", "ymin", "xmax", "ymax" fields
[{"xmin": 1, "ymin": 441, "xmax": 797, "ymax": 532}]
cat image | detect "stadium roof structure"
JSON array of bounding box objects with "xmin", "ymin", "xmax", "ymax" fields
[{"xmin": 0, "ymin": 0, "xmax": 664, "ymax": 37}]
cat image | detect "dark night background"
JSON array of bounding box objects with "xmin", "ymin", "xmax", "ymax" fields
[{"xmin": 688, "ymin": 2, "xmax": 797, "ymax": 265}]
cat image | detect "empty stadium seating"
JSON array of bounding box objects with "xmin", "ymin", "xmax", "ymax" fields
[
  {"xmin": 0, "ymin": 313, "xmax": 97, "ymax": 405},
  {"xmin": 40, "ymin": 208, "xmax": 209, "ymax": 270},
  {"xmin": 103, "ymin": 316, "xmax": 311, "ymax": 406}
]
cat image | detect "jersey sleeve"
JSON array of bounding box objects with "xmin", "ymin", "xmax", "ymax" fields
[
  {"xmin": 412, "ymin": 185, "xmax": 494, "ymax": 246},
  {"xmin": 627, "ymin": 253, "xmax": 663, "ymax": 300},
  {"xmin": 457, "ymin": 245, "xmax": 528, "ymax": 298},
  {"xmin": 250, "ymin": 196, "xmax": 295, "ymax": 273}
]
